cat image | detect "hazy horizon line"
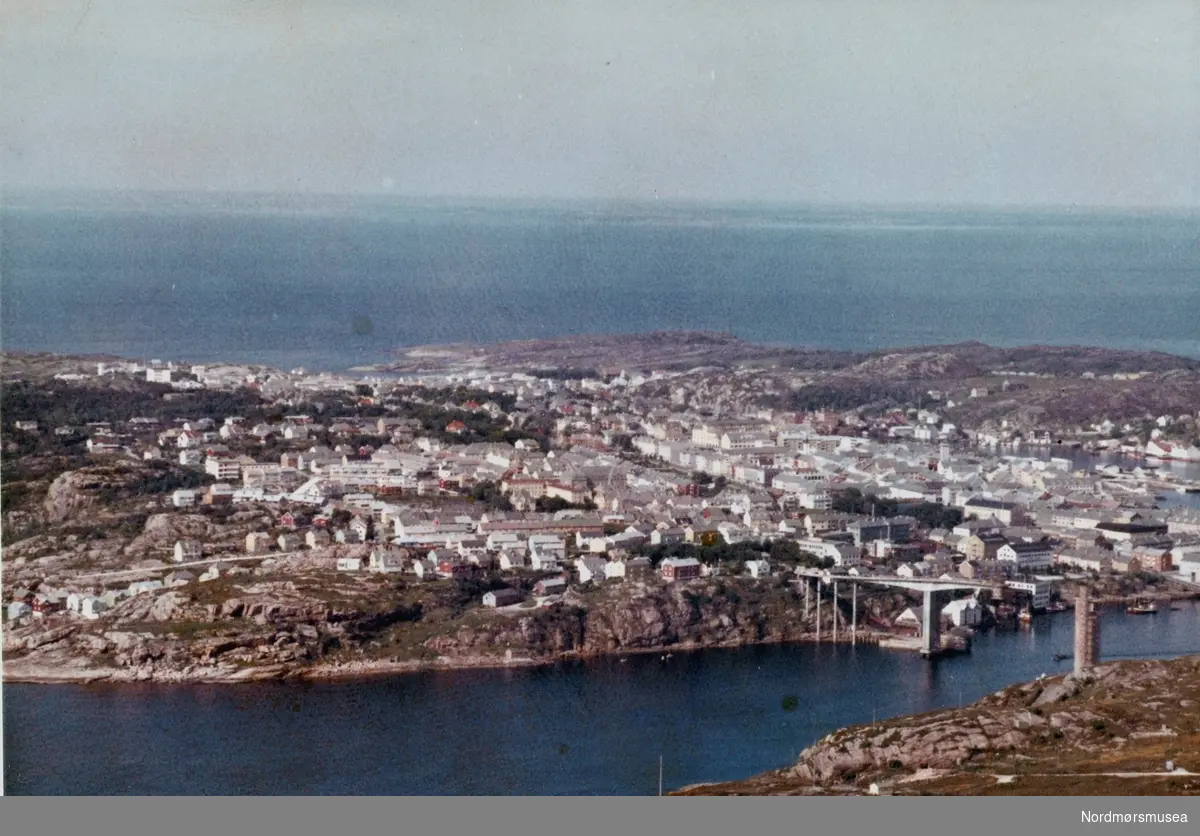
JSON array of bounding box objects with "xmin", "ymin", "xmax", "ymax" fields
[{"xmin": 4, "ymin": 185, "xmax": 1199, "ymax": 217}]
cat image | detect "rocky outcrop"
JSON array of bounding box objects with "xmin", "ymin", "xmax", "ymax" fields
[
  {"xmin": 425, "ymin": 581, "xmax": 815, "ymax": 658},
  {"xmin": 42, "ymin": 467, "xmax": 147, "ymax": 523},
  {"xmin": 675, "ymin": 656, "xmax": 1200, "ymax": 796},
  {"xmin": 3, "ymin": 576, "xmax": 845, "ymax": 684}
]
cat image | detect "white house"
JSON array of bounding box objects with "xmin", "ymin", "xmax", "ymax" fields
[
  {"xmin": 8, "ymin": 601, "xmax": 33, "ymax": 621},
  {"xmin": 1177, "ymin": 556, "xmax": 1200, "ymax": 584},
  {"xmin": 576, "ymin": 556, "xmax": 607, "ymax": 583},
  {"xmin": 305, "ymin": 529, "xmax": 332, "ymax": 549},
  {"xmin": 530, "ymin": 551, "xmax": 562, "ymax": 572},
  {"xmin": 164, "ymin": 570, "xmax": 196, "ymax": 587},
  {"xmin": 942, "ymin": 596, "xmax": 983, "ymax": 627},
  {"xmin": 368, "ymin": 549, "xmax": 405, "ymax": 573},
  {"xmin": 527, "ymin": 534, "xmax": 566, "ymax": 561},
  {"xmin": 482, "ymin": 588, "xmax": 523, "ymax": 608},
  {"xmin": 277, "ymin": 533, "xmax": 304, "ymax": 552},
  {"xmin": 894, "ymin": 606, "xmax": 924, "ymax": 632},
  {"xmin": 499, "ymin": 549, "xmax": 529, "ymax": 571},
  {"xmin": 604, "ymin": 555, "xmax": 651, "ymax": 580},
  {"xmin": 487, "ymin": 531, "xmax": 524, "ymax": 551},
  {"xmin": 745, "ymin": 559, "xmax": 772, "ymax": 579},
  {"xmin": 80, "ymin": 596, "xmax": 108, "ymax": 620},
  {"xmin": 336, "ymin": 556, "xmax": 365, "ymax": 571},
  {"xmin": 199, "ymin": 562, "xmax": 231, "ymax": 582},
  {"xmin": 412, "ymin": 558, "xmax": 438, "ymax": 579},
  {"xmin": 172, "ymin": 489, "xmax": 198, "ymax": 508},
  {"xmin": 174, "ymin": 540, "xmax": 202, "ymax": 563},
  {"xmin": 245, "ymin": 532, "xmax": 272, "ymax": 554}
]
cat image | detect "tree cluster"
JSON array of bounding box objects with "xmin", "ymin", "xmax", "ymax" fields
[{"xmin": 831, "ymin": 488, "xmax": 963, "ymax": 529}]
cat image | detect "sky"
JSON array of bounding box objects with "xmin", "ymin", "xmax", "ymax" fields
[{"xmin": 3, "ymin": 0, "xmax": 1199, "ymax": 207}]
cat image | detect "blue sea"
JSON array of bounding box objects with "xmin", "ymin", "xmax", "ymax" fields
[{"xmin": 2, "ymin": 194, "xmax": 1199, "ymax": 370}]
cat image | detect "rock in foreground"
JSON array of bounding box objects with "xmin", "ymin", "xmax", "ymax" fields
[{"xmin": 674, "ymin": 655, "xmax": 1200, "ymax": 796}]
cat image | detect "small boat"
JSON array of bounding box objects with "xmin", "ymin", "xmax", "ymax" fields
[
  {"xmin": 1018, "ymin": 608, "xmax": 1033, "ymax": 624},
  {"xmin": 1046, "ymin": 601, "xmax": 1068, "ymax": 613},
  {"xmin": 1053, "ymin": 653, "xmax": 1071, "ymax": 662},
  {"xmin": 1127, "ymin": 599, "xmax": 1159, "ymax": 615}
]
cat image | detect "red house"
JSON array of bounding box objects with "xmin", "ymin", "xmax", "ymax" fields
[
  {"xmin": 437, "ymin": 560, "xmax": 472, "ymax": 579},
  {"xmin": 281, "ymin": 511, "xmax": 308, "ymax": 529},
  {"xmin": 660, "ymin": 557, "xmax": 702, "ymax": 582},
  {"xmin": 31, "ymin": 596, "xmax": 64, "ymax": 616}
]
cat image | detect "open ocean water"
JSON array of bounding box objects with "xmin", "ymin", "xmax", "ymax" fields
[{"xmin": 2, "ymin": 198, "xmax": 1198, "ymax": 369}]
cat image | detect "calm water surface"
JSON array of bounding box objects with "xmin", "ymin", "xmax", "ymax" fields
[
  {"xmin": 3, "ymin": 202, "xmax": 1199, "ymax": 369},
  {"xmin": 6, "ymin": 601, "xmax": 1199, "ymax": 795}
]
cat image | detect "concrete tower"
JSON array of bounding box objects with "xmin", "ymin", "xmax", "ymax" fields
[{"xmin": 1073, "ymin": 586, "xmax": 1099, "ymax": 676}]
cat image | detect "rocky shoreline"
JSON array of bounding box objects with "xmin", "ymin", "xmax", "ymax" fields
[
  {"xmin": 2, "ymin": 629, "xmax": 883, "ymax": 686},
  {"xmin": 673, "ymin": 654, "xmax": 1200, "ymax": 796}
]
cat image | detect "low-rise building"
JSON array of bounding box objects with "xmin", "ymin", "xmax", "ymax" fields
[
  {"xmin": 80, "ymin": 597, "xmax": 108, "ymax": 619},
  {"xmin": 962, "ymin": 497, "xmax": 1021, "ymax": 526},
  {"xmin": 745, "ymin": 559, "xmax": 771, "ymax": 579},
  {"xmin": 942, "ymin": 596, "xmax": 983, "ymax": 627},
  {"xmin": 305, "ymin": 529, "xmax": 332, "ymax": 549},
  {"xmin": 164, "ymin": 570, "xmax": 196, "ymax": 587},
  {"xmin": 533, "ymin": 576, "xmax": 567, "ymax": 597},
  {"xmin": 173, "ymin": 539, "xmax": 202, "ymax": 563},
  {"xmin": 660, "ymin": 557, "xmax": 702, "ymax": 582},
  {"xmin": 576, "ymin": 556, "xmax": 607, "ymax": 583},
  {"xmin": 369, "ymin": 549, "xmax": 406, "ymax": 573},
  {"xmin": 277, "ymin": 532, "xmax": 304, "ymax": 552},
  {"xmin": 246, "ymin": 532, "xmax": 272, "ymax": 554},
  {"xmin": 483, "ymin": 588, "xmax": 524, "ymax": 608}
]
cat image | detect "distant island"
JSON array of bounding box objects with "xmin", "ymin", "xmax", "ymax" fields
[{"xmin": 3, "ymin": 332, "xmax": 1199, "ymax": 684}]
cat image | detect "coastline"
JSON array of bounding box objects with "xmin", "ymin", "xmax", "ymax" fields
[
  {"xmin": 9, "ymin": 595, "xmax": 1200, "ymax": 686},
  {"xmin": 2, "ymin": 630, "xmax": 887, "ymax": 686}
]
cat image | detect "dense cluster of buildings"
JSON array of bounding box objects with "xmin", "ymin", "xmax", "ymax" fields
[{"xmin": 8, "ymin": 357, "xmax": 1200, "ymax": 622}]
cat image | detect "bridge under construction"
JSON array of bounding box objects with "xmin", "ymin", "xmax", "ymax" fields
[{"xmin": 794, "ymin": 569, "xmax": 1040, "ymax": 658}]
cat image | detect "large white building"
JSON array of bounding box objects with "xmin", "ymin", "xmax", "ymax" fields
[
  {"xmin": 205, "ymin": 456, "xmax": 243, "ymax": 480},
  {"xmin": 797, "ymin": 538, "xmax": 860, "ymax": 567},
  {"xmin": 997, "ymin": 541, "xmax": 1054, "ymax": 572}
]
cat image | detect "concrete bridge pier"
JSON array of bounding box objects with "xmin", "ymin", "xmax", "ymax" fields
[
  {"xmin": 920, "ymin": 588, "xmax": 953, "ymax": 657},
  {"xmin": 815, "ymin": 580, "xmax": 822, "ymax": 643},
  {"xmin": 851, "ymin": 582, "xmax": 857, "ymax": 646},
  {"xmin": 832, "ymin": 581, "xmax": 839, "ymax": 643}
]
